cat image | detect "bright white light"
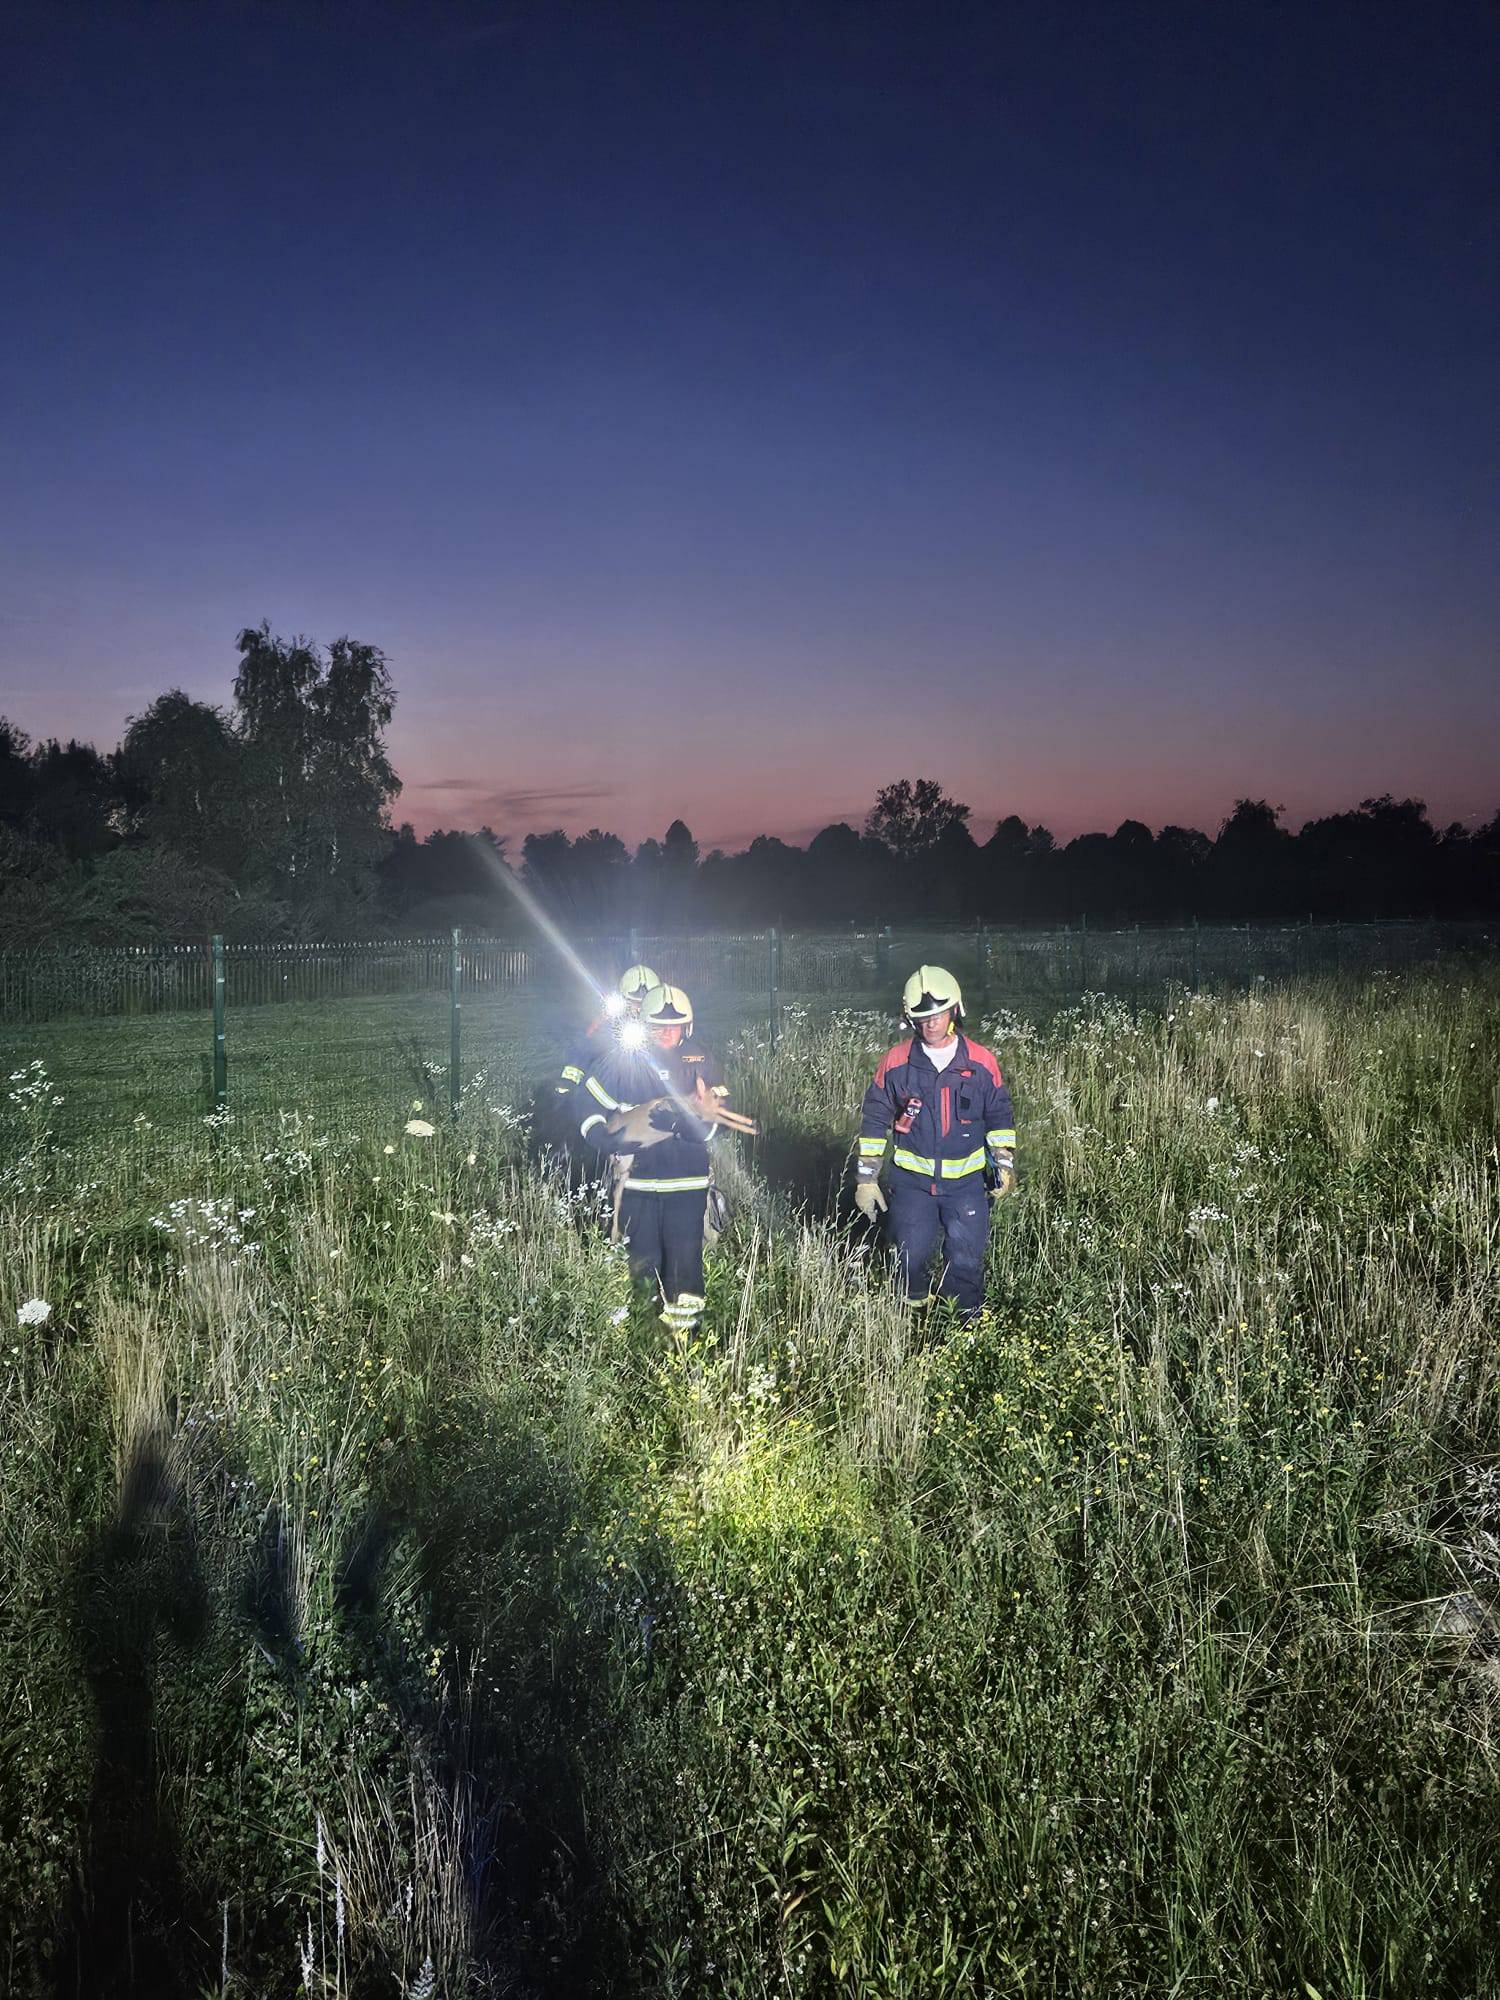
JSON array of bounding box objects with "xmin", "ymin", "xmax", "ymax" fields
[
  {"xmin": 469, "ymin": 845, "xmax": 713, "ymax": 1131},
  {"xmin": 604, "ymin": 992, "xmax": 627, "ymax": 1018},
  {"xmin": 470, "ymin": 843, "xmax": 608, "ymax": 1012}
]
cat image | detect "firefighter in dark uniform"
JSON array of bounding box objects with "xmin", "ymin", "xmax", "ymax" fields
[
  {"xmin": 537, "ymin": 962, "xmax": 660, "ymax": 1154},
  {"xmin": 576, "ymin": 983, "xmax": 755, "ymax": 1334},
  {"xmin": 853, "ymin": 965, "xmax": 1015, "ymax": 1323}
]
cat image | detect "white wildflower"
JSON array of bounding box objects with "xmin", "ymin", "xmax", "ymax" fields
[
  {"xmin": 404, "ymin": 1119, "xmax": 436, "ymax": 1139},
  {"xmin": 610, "ymin": 1305, "xmax": 630, "ymax": 1326},
  {"xmin": 1187, "ymin": 1204, "xmax": 1228, "ymax": 1235},
  {"xmin": 1205, "ymin": 1095, "xmax": 1220, "ymax": 1113},
  {"xmin": 383, "ymin": 1143, "xmax": 396, "ymax": 1155},
  {"xmin": 16, "ymin": 1298, "xmax": 51, "ymax": 1327}
]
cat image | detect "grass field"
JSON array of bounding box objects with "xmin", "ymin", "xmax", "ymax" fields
[
  {"xmin": 0, "ymin": 987, "xmax": 784, "ymax": 1150},
  {"xmin": 3, "ymin": 969, "xmax": 1499, "ymax": 1995}
]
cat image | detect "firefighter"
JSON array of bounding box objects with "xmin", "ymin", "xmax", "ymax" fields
[
  {"xmin": 538, "ymin": 962, "xmax": 660, "ymax": 1152},
  {"xmin": 853, "ymin": 965, "xmax": 1015, "ymax": 1323},
  {"xmin": 576, "ymin": 983, "xmax": 756, "ymax": 1333}
]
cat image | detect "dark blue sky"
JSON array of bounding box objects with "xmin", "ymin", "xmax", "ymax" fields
[{"xmin": 3, "ymin": 0, "xmax": 1496, "ymax": 849}]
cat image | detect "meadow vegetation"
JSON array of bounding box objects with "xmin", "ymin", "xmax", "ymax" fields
[{"xmin": 2, "ymin": 968, "xmax": 1498, "ymax": 1996}]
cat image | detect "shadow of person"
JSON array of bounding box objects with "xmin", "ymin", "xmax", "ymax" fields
[
  {"xmin": 344, "ymin": 1411, "xmax": 649, "ymax": 1997},
  {"xmin": 240, "ymin": 1501, "xmax": 300, "ymax": 1668},
  {"xmin": 61, "ymin": 1430, "xmax": 210, "ymax": 1999}
]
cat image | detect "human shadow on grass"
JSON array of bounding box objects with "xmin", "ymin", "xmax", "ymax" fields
[
  {"xmin": 353, "ymin": 1400, "xmax": 674, "ymax": 1997},
  {"xmin": 57, "ymin": 1407, "xmax": 673, "ymax": 1996},
  {"xmin": 59, "ymin": 1432, "xmax": 211, "ymax": 2000}
]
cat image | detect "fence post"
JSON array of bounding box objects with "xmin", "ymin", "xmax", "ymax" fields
[
  {"xmin": 211, "ymin": 933, "xmax": 227, "ymax": 1112},
  {"xmin": 768, "ymin": 926, "xmax": 781, "ymax": 1051},
  {"xmin": 978, "ymin": 920, "xmax": 990, "ymax": 997},
  {"xmin": 875, "ymin": 926, "xmax": 890, "ymax": 986},
  {"xmin": 449, "ymin": 926, "xmax": 462, "ymax": 1116},
  {"xmin": 1133, "ymin": 922, "xmax": 1141, "ymax": 1019},
  {"xmin": 1079, "ymin": 912, "xmax": 1089, "ymax": 994},
  {"xmin": 1191, "ymin": 916, "xmax": 1201, "ymax": 991}
]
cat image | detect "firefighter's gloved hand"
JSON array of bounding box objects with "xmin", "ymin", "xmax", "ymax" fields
[
  {"xmin": 605, "ymin": 1099, "xmax": 670, "ymax": 1150},
  {"xmin": 989, "ymin": 1156, "xmax": 1016, "ymax": 1203},
  {"xmin": 854, "ymin": 1179, "xmax": 887, "ymax": 1221}
]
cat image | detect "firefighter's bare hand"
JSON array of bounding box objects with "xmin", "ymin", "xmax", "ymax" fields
[
  {"xmin": 693, "ymin": 1077, "xmax": 759, "ymax": 1135},
  {"xmin": 606, "ymin": 1099, "xmax": 670, "ymax": 1149},
  {"xmin": 854, "ymin": 1179, "xmax": 887, "ymax": 1221}
]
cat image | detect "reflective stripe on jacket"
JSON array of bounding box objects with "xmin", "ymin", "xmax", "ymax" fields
[
  {"xmin": 578, "ymin": 1041, "xmax": 728, "ymax": 1193},
  {"xmin": 857, "ymin": 1034, "xmax": 1014, "ymax": 1189}
]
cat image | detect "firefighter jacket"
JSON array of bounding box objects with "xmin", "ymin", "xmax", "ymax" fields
[
  {"xmin": 857, "ymin": 1033, "xmax": 1015, "ymax": 1191},
  {"xmin": 577, "ymin": 1040, "xmax": 731, "ymax": 1193},
  {"xmin": 551, "ymin": 1012, "xmax": 614, "ymax": 1104}
]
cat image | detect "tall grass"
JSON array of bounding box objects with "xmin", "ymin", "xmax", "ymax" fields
[{"xmin": 0, "ymin": 970, "xmax": 1497, "ymax": 1994}]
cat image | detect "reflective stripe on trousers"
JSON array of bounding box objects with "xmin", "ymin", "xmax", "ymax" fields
[{"xmin": 617, "ymin": 1186, "xmax": 706, "ymax": 1330}]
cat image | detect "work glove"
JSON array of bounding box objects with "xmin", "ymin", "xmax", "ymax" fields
[
  {"xmin": 988, "ymin": 1156, "xmax": 1016, "ymax": 1204},
  {"xmin": 854, "ymin": 1179, "xmax": 887, "ymax": 1222}
]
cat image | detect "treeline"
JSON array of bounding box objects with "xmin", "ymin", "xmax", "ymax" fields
[
  {"xmin": 521, "ymin": 797, "xmax": 1500, "ymax": 931},
  {"xmin": 3, "ymin": 635, "xmax": 1498, "ymax": 943},
  {"xmin": 1, "ymin": 625, "xmax": 398, "ymax": 943},
  {"xmin": 413, "ymin": 786, "xmax": 1495, "ymax": 933}
]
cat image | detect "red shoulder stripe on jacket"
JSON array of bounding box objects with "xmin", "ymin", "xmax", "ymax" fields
[
  {"xmin": 873, "ymin": 1041, "xmax": 915, "ymax": 1085},
  {"xmin": 964, "ymin": 1039, "xmax": 1003, "ymax": 1085}
]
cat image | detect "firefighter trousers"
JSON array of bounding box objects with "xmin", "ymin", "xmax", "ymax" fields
[
  {"xmin": 618, "ymin": 1187, "xmax": 706, "ymax": 1331},
  {"xmin": 887, "ymin": 1176, "xmax": 990, "ymax": 1319}
]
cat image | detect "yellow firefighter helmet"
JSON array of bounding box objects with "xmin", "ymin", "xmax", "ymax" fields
[
  {"xmin": 639, "ymin": 982, "xmax": 694, "ymax": 1037},
  {"xmin": 902, "ymin": 964, "xmax": 963, "ymax": 1024},
  {"xmin": 604, "ymin": 962, "xmax": 661, "ymax": 1018}
]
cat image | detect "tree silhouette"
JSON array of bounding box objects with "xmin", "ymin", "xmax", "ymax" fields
[
  {"xmin": 382, "ymin": 825, "xmax": 510, "ymax": 929},
  {"xmin": 115, "ymin": 691, "xmax": 243, "ymax": 875},
  {"xmin": 233, "ymin": 623, "xmax": 399, "ymax": 926},
  {"xmin": 1211, "ymin": 799, "xmax": 1295, "ymax": 915},
  {"xmin": 23, "ymin": 737, "xmax": 115, "ymax": 860},
  {"xmin": 0, "ymin": 717, "xmax": 35, "ymax": 829},
  {"xmin": 865, "ymin": 778, "xmax": 970, "ymax": 859}
]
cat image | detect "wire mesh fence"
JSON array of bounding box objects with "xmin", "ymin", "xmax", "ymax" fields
[{"xmin": 2, "ymin": 918, "xmax": 1493, "ymax": 1149}]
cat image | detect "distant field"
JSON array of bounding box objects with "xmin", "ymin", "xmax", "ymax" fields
[
  {"xmin": 5, "ymin": 918, "xmax": 1490, "ymax": 1152},
  {"xmin": 0, "ymin": 987, "xmax": 780, "ymax": 1147}
]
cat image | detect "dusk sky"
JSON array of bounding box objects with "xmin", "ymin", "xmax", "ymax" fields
[{"xmin": 2, "ymin": 1, "xmax": 1496, "ymax": 853}]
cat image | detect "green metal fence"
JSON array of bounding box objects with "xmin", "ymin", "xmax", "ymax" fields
[{"xmin": 1, "ymin": 919, "xmax": 1493, "ymax": 1147}]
